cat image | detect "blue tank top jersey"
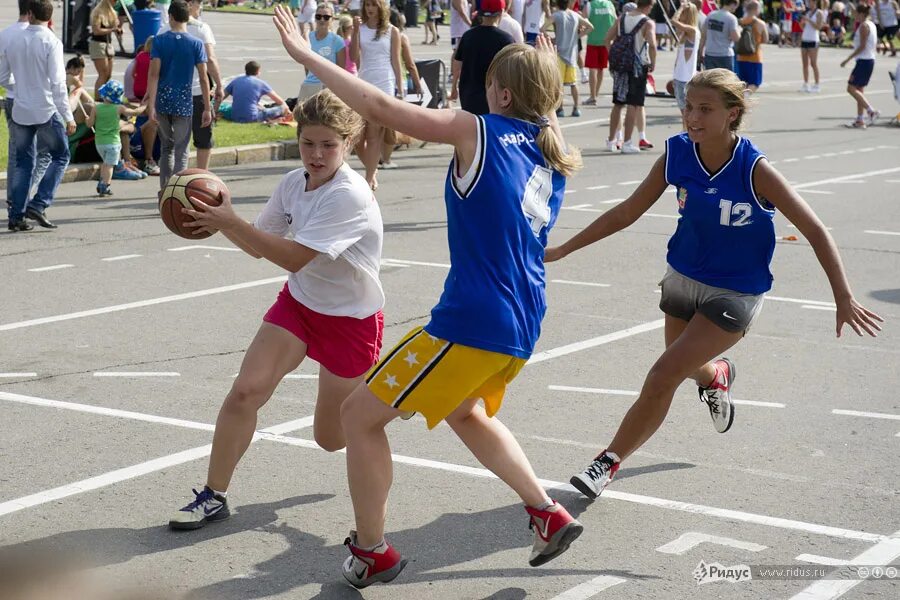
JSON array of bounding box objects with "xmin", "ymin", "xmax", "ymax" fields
[
  {"xmin": 425, "ymin": 114, "xmax": 566, "ymax": 359},
  {"xmin": 664, "ymin": 133, "xmax": 775, "ymax": 295}
]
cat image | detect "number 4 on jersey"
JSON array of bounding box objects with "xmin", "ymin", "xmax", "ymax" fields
[{"xmin": 521, "ymin": 166, "xmax": 553, "ymax": 237}]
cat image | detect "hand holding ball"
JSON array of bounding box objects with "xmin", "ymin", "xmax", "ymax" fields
[{"xmin": 159, "ymin": 169, "xmax": 232, "ymax": 239}]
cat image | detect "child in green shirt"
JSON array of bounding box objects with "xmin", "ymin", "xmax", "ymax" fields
[{"xmin": 87, "ymin": 80, "xmax": 146, "ymax": 196}]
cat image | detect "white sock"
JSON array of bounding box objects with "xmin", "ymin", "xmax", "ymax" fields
[
  {"xmin": 211, "ymin": 488, "xmax": 227, "ymax": 498},
  {"xmin": 533, "ymin": 499, "xmax": 555, "ymax": 511},
  {"xmin": 639, "ymin": 131, "xmax": 648, "ymax": 141},
  {"xmin": 604, "ymin": 451, "xmax": 621, "ymax": 464},
  {"xmin": 359, "ymin": 539, "xmax": 385, "ymax": 552}
]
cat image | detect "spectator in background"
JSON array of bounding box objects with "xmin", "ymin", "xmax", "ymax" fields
[
  {"xmin": 841, "ymin": 4, "xmax": 879, "ymax": 128},
  {"xmin": 450, "ymin": 0, "xmax": 472, "ymax": 71},
  {"xmin": 87, "ymin": 79, "xmax": 146, "ymax": 197},
  {"xmin": 799, "ymin": 0, "xmax": 826, "ymax": 92},
  {"xmin": 424, "ymin": 0, "xmax": 442, "ymax": 43},
  {"xmin": 547, "ymin": 0, "xmax": 593, "ymax": 117},
  {"xmin": 382, "ymin": 9, "xmax": 423, "ymax": 168},
  {"xmin": 583, "ymin": 0, "xmax": 616, "ymax": 105},
  {"xmin": 156, "ymin": 0, "xmax": 171, "ymax": 26},
  {"xmin": 297, "ymin": 0, "xmax": 317, "ymax": 37},
  {"xmin": 523, "ymin": 0, "xmax": 551, "ymax": 43},
  {"xmin": 698, "ymin": 0, "xmax": 740, "ymax": 71},
  {"xmin": 222, "ymin": 61, "xmax": 290, "ymax": 123},
  {"xmin": 0, "ymin": 0, "xmax": 76, "ymax": 232},
  {"xmin": 450, "ymin": 0, "xmax": 514, "ymax": 114},
  {"xmin": 500, "ymin": 0, "xmax": 526, "ymax": 41},
  {"xmin": 66, "ymin": 54, "xmax": 95, "ymax": 126},
  {"xmin": 736, "ymin": 0, "xmax": 767, "ymax": 94},
  {"xmin": 671, "ymin": 1, "xmax": 699, "ymax": 112},
  {"xmin": 300, "ymin": 2, "xmax": 347, "ymax": 99},
  {"xmin": 338, "ymin": 15, "xmax": 359, "ymax": 73},
  {"xmin": 90, "ymin": 0, "xmax": 121, "ymax": 98},
  {"xmin": 145, "ymin": 0, "xmax": 210, "ymax": 189}
]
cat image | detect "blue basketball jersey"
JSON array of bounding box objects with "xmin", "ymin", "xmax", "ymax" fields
[
  {"xmin": 664, "ymin": 133, "xmax": 775, "ymax": 295},
  {"xmin": 425, "ymin": 114, "xmax": 566, "ymax": 358}
]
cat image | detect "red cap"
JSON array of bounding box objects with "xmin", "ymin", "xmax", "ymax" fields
[{"xmin": 480, "ymin": 0, "xmax": 506, "ymax": 16}]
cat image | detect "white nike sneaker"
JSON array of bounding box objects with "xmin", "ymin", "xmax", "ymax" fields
[
  {"xmin": 620, "ymin": 141, "xmax": 641, "ymax": 154},
  {"xmin": 342, "ymin": 531, "xmax": 407, "ymax": 588},
  {"xmin": 569, "ymin": 451, "xmax": 620, "ymax": 499},
  {"xmin": 605, "ymin": 139, "xmax": 618, "ymax": 152},
  {"xmin": 809, "ymin": 84, "xmax": 820, "ymax": 93},
  {"xmin": 169, "ymin": 486, "xmax": 230, "ymax": 530},
  {"xmin": 698, "ymin": 358, "xmax": 736, "ymax": 434}
]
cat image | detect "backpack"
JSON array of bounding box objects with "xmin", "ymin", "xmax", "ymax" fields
[
  {"xmin": 735, "ymin": 23, "xmax": 757, "ymax": 55},
  {"xmin": 608, "ymin": 16, "xmax": 648, "ymax": 74}
]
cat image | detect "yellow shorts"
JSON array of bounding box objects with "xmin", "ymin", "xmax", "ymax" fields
[
  {"xmin": 558, "ymin": 58, "xmax": 577, "ymax": 86},
  {"xmin": 366, "ymin": 327, "xmax": 527, "ymax": 429}
]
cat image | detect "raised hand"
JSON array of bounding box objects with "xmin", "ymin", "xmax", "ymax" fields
[
  {"xmin": 273, "ymin": 4, "xmax": 312, "ymax": 65},
  {"xmin": 835, "ymin": 297, "xmax": 883, "ymax": 338}
]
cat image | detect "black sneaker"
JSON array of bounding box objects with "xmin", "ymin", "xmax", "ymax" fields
[
  {"xmin": 8, "ymin": 219, "xmax": 34, "ymax": 232},
  {"xmin": 169, "ymin": 486, "xmax": 230, "ymax": 530}
]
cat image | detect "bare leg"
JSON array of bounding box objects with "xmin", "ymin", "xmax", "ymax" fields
[
  {"xmin": 197, "ymin": 148, "xmax": 211, "ymax": 171},
  {"xmin": 608, "ymin": 104, "xmax": 624, "ymax": 141},
  {"xmin": 589, "ymin": 68, "xmax": 599, "ymax": 101},
  {"xmin": 570, "ymin": 84, "xmax": 579, "ymax": 111},
  {"xmin": 313, "ymin": 365, "xmax": 365, "ymax": 452},
  {"xmin": 810, "ymin": 48, "xmax": 820, "ymax": 84},
  {"xmin": 360, "ymin": 122, "xmax": 383, "ymax": 188},
  {"xmin": 623, "ymin": 105, "xmax": 637, "ymax": 142}
]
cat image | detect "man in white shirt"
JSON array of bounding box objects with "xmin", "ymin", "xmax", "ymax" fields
[
  {"xmin": 500, "ymin": 0, "xmax": 526, "ymax": 41},
  {"xmin": 0, "ymin": 0, "xmax": 76, "ymax": 231}
]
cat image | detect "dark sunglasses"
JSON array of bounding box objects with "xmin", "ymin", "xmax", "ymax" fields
[{"xmin": 315, "ymin": 14, "xmax": 332, "ymax": 20}]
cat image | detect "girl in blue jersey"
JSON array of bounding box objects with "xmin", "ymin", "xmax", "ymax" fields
[
  {"xmin": 274, "ymin": 6, "xmax": 584, "ymax": 588},
  {"xmin": 544, "ymin": 68, "xmax": 883, "ymax": 500}
]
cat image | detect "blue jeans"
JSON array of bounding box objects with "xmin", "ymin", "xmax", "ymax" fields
[
  {"xmin": 7, "ymin": 112, "xmax": 70, "ymax": 221},
  {"xmin": 703, "ymin": 55, "xmax": 736, "ymax": 72},
  {"xmin": 4, "ymin": 98, "xmax": 52, "ymax": 216}
]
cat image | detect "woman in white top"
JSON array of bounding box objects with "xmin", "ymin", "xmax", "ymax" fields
[
  {"xmin": 670, "ymin": 2, "xmax": 700, "ymax": 114},
  {"xmin": 799, "ymin": 0, "xmax": 827, "ymax": 92},
  {"xmin": 351, "ymin": 0, "xmax": 403, "ymax": 189},
  {"xmin": 841, "ymin": 4, "xmax": 879, "ymax": 127},
  {"xmin": 874, "ymin": 0, "xmax": 899, "ymax": 56},
  {"xmin": 169, "ymin": 90, "xmax": 385, "ymax": 530},
  {"xmin": 297, "ymin": 0, "xmax": 317, "ymax": 37}
]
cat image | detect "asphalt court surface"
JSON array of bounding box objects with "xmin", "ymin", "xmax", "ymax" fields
[{"xmin": 2, "ymin": 6, "xmax": 900, "ymax": 600}]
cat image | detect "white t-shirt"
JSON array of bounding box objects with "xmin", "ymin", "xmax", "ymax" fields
[
  {"xmin": 853, "ymin": 19, "xmax": 877, "ymax": 60},
  {"xmin": 160, "ymin": 18, "xmax": 215, "ymax": 96},
  {"xmin": 254, "ymin": 164, "xmax": 385, "ymax": 318},
  {"xmin": 801, "ymin": 9, "xmax": 825, "ymax": 42},
  {"xmin": 509, "ymin": 0, "xmax": 525, "ymax": 25},
  {"xmin": 524, "ymin": 0, "xmax": 546, "ymax": 34},
  {"xmin": 450, "ymin": 0, "xmax": 471, "ymax": 39},
  {"xmin": 500, "ymin": 12, "xmax": 526, "ymax": 42}
]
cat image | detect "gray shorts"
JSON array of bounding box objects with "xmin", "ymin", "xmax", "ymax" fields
[{"xmin": 659, "ymin": 267, "xmax": 765, "ymax": 333}]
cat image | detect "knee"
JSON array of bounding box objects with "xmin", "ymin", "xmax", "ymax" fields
[
  {"xmin": 314, "ymin": 424, "xmax": 345, "ymax": 453},
  {"xmin": 339, "ymin": 392, "xmax": 367, "ymax": 434},
  {"xmin": 642, "ymin": 363, "xmax": 683, "ymax": 400},
  {"xmin": 224, "ymin": 377, "xmax": 271, "ymax": 413}
]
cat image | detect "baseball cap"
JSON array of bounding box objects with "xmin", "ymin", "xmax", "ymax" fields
[
  {"xmin": 98, "ymin": 80, "xmax": 125, "ymax": 105},
  {"xmin": 480, "ymin": 0, "xmax": 506, "ymax": 16}
]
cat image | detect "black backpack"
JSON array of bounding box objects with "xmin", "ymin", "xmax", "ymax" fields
[
  {"xmin": 735, "ymin": 23, "xmax": 757, "ymax": 55},
  {"xmin": 609, "ymin": 16, "xmax": 649, "ymax": 74}
]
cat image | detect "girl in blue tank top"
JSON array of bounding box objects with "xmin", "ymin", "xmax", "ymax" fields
[
  {"xmin": 275, "ymin": 8, "xmax": 585, "ymax": 586},
  {"xmin": 545, "ymin": 69, "xmax": 883, "ymax": 502}
]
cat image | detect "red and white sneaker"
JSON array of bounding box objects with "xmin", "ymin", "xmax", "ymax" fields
[
  {"xmin": 570, "ymin": 450, "xmax": 620, "ymax": 499},
  {"xmin": 639, "ymin": 139, "xmax": 654, "ymax": 150},
  {"xmin": 525, "ymin": 501, "xmax": 584, "ymax": 567},
  {"xmin": 698, "ymin": 358, "xmax": 736, "ymax": 433},
  {"xmin": 341, "ymin": 531, "xmax": 407, "ymax": 589}
]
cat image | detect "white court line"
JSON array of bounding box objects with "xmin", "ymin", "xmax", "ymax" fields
[
  {"xmin": 549, "ymin": 385, "xmax": 785, "ymax": 408},
  {"xmin": 231, "ymin": 372, "xmax": 318, "ymax": 380},
  {"xmin": 796, "ymin": 554, "xmax": 852, "ymax": 566},
  {"xmin": 565, "ymin": 190, "xmax": 578, "ymax": 194},
  {"xmin": 93, "ymin": 372, "xmax": 180, "ymax": 377},
  {"xmin": 651, "ymin": 289, "xmax": 836, "ymax": 308},
  {"xmin": 551, "ymin": 280, "xmax": 611, "ymax": 288},
  {"xmin": 101, "ymin": 254, "xmax": 143, "ymax": 262},
  {"xmin": 27, "ymin": 264, "xmax": 74, "ymax": 273},
  {"xmin": 559, "ymin": 118, "xmax": 607, "ymax": 129},
  {"xmin": 566, "ymin": 203, "xmax": 592, "ymax": 209},
  {"xmin": 528, "ymin": 320, "xmax": 665, "ymax": 365},
  {"xmin": 381, "ymin": 258, "xmax": 451, "ymax": 268},
  {"xmin": 801, "ymin": 190, "xmax": 834, "ymax": 195},
  {"xmin": 587, "ymin": 185, "xmax": 609, "ymax": 190},
  {"xmin": 783, "ymin": 158, "xmax": 800, "ymax": 163},
  {"xmin": 802, "ymin": 305, "xmax": 837, "ymax": 311},
  {"xmin": 599, "ymin": 198, "xmax": 624, "ymax": 204},
  {"xmin": 789, "ymin": 530, "xmax": 900, "ymax": 600},
  {"xmin": 774, "ymin": 89, "xmax": 892, "ymax": 102},
  {"xmin": 563, "ymin": 206, "xmax": 679, "ymax": 219},
  {"xmin": 864, "ymin": 230, "xmax": 900, "ymax": 236},
  {"xmin": 0, "ymin": 276, "xmax": 288, "ymax": 332},
  {"xmin": 805, "ymin": 155, "xmax": 821, "ymax": 160},
  {"xmin": 618, "ymin": 180, "xmax": 641, "ymax": 185},
  {"xmin": 548, "ymin": 575, "xmax": 627, "ymax": 599},
  {"xmin": 0, "ymin": 373, "xmax": 37, "ymax": 378},
  {"xmin": 167, "ymin": 245, "xmax": 241, "ymax": 252},
  {"xmin": 793, "ymin": 167, "xmax": 900, "ymax": 190},
  {"xmin": 832, "ymin": 409, "xmax": 900, "ymax": 422}
]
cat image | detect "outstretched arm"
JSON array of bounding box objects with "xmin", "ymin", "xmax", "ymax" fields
[
  {"xmin": 544, "ymin": 155, "xmax": 668, "ymax": 262},
  {"xmin": 753, "ymin": 160, "xmax": 883, "ymax": 337}
]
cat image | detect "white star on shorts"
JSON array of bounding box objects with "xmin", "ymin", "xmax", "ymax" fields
[
  {"xmin": 384, "ymin": 374, "xmax": 399, "ymax": 389},
  {"xmin": 403, "ymin": 351, "xmax": 419, "ymax": 367}
]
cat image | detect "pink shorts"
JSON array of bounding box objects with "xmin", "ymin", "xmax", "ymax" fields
[{"xmin": 263, "ymin": 284, "xmax": 384, "ymax": 378}]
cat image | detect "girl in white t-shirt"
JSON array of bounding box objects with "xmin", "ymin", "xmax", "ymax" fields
[
  {"xmin": 799, "ymin": 0, "xmax": 827, "ymax": 92},
  {"xmin": 167, "ymin": 90, "xmax": 385, "ymax": 530}
]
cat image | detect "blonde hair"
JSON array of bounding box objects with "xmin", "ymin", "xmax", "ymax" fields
[
  {"xmin": 686, "ymin": 69, "xmax": 750, "ymax": 131},
  {"xmin": 316, "ymin": 2, "xmax": 334, "ymax": 14},
  {"xmin": 142, "ymin": 35, "xmax": 154, "ymax": 54},
  {"xmin": 363, "ymin": 0, "xmax": 391, "ymax": 40},
  {"xmin": 338, "ymin": 14, "xmax": 353, "ymax": 34},
  {"xmin": 293, "ymin": 90, "xmax": 365, "ymax": 147},
  {"xmin": 677, "ymin": 2, "xmax": 698, "ymax": 26},
  {"xmin": 486, "ymin": 44, "xmax": 582, "ymax": 178},
  {"xmin": 91, "ymin": 0, "xmax": 118, "ymax": 30}
]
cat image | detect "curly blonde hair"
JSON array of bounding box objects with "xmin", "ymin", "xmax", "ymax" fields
[{"xmin": 293, "ymin": 90, "xmax": 365, "ymax": 147}]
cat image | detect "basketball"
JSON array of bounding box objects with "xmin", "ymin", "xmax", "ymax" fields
[
  {"xmin": 158, "ymin": 169, "xmax": 230, "ymax": 240},
  {"xmin": 666, "ymin": 80, "xmax": 675, "ymax": 96}
]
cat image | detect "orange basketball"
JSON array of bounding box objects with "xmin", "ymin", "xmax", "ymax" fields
[{"xmin": 158, "ymin": 168, "xmax": 230, "ymax": 240}]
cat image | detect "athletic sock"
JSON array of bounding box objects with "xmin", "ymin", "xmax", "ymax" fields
[
  {"xmin": 533, "ymin": 499, "xmax": 555, "ymax": 511},
  {"xmin": 639, "ymin": 131, "xmax": 648, "ymax": 141},
  {"xmin": 211, "ymin": 488, "xmax": 227, "ymax": 498},
  {"xmin": 359, "ymin": 539, "xmax": 385, "ymax": 552},
  {"xmin": 604, "ymin": 450, "xmax": 621, "ymax": 464}
]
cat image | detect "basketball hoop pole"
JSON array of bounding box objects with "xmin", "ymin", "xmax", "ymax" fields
[{"xmin": 655, "ymin": 0, "xmax": 681, "ymax": 45}]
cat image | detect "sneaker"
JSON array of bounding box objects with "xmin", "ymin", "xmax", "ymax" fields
[
  {"xmin": 605, "ymin": 139, "xmax": 618, "ymax": 152},
  {"xmin": 620, "ymin": 141, "xmax": 640, "ymax": 154},
  {"xmin": 556, "ymin": 107, "xmax": 565, "ymax": 118},
  {"xmin": 866, "ymin": 109, "xmax": 881, "ymax": 125},
  {"xmin": 341, "ymin": 531, "xmax": 407, "ymax": 589},
  {"xmin": 526, "ymin": 501, "xmax": 583, "ymax": 567},
  {"xmin": 380, "ymin": 161, "xmax": 398, "ymax": 170},
  {"xmin": 847, "ymin": 119, "xmax": 867, "ymax": 129},
  {"xmin": 584, "ymin": 97, "xmax": 597, "ymax": 106},
  {"xmin": 799, "ymin": 82, "xmax": 810, "ymax": 93},
  {"xmin": 580, "ymin": 71, "xmax": 589, "ymax": 84},
  {"xmin": 168, "ymin": 486, "xmax": 230, "ymax": 530},
  {"xmin": 698, "ymin": 358, "xmax": 736, "ymax": 434},
  {"xmin": 112, "ymin": 162, "xmax": 143, "ymax": 181},
  {"xmin": 143, "ymin": 160, "xmax": 161, "ymax": 176},
  {"xmin": 809, "ymin": 84, "xmax": 820, "ymax": 93},
  {"xmin": 639, "ymin": 138, "xmax": 654, "ymax": 150},
  {"xmin": 571, "ymin": 108, "xmax": 581, "ymax": 117},
  {"xmin": 96, "ymin": 182, "xmax": 113, "ymax": 197},
  {"xmin": 570, "ymin": 451, "xmax": 620, "ymax": 499}
]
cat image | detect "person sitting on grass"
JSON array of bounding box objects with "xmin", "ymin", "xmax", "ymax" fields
[
  {"xmin": 86, "ymin": 80, "xmax": 147, "ymax": 197},
  {"xmin": 220, "ymin": 60, "xmax": 290, "ymax": 123}
]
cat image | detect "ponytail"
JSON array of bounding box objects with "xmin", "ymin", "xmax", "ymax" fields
[{"xmin": 537, "ymin": 127, "xmax": 582, "ymax": 179}]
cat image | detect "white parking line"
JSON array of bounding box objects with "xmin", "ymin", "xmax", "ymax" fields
[
  {"xmin": 864, "ymin": 230, "xmax": 900, "ymax": 236},
  {"xmin": 528, "ymin": 320, "xmax": 665, "ymax": 365},
  {"xmin": 167, "ymin": 245, "xmax": 241, "ymax": 252},
  {"xmin": 618, "ymin": 180, "xmax": 641, "ymax": 185},
  {"xmin": 28, "ymin": 264, "xmax": 74, "ymax": 272},
  {"xmin": 793, "ymin": 167, "xmax": 900, "ymax": 190},
  {"xmin": 559, "ymin": 118, "xmax": 608, "ymax": 129},
  {"xmin": 802, "ymin": 305, "xmax": 837, "ymax": 311},
  {"xmin": 549, "ymin": 385, "xmax": 785, "ymax": 408},
  {"xmin": 548, "ymin": 575, "xmax": 628, "ymax": 599},
  {"xmin": 831, "ymin": 409, "xmax": 900, "ymax": 421},
  {"xmin": 93, "ymin": 372, "xmax": 181, "ymax": 377},
  {"xmin": 381, "ymin": 258, "xmax": 451, "ymax": 268},
  {"xmin": 599, "ymin": 198, "xmax": 625, "ymax": 204},
  {"xmin": 101, "ymin": 254, "xmax": 143, "ymax": 262},
  {"xmin": 0, "ymin": 372, "xmax": 37, "ymax": 378},
  {"xmin": 796, "ymin": 554, "xmax": 851, "ymax": 566},
  {"xmin": 551, "ymin": 280, "xmax": 611, "ymax": 288},
  {"xmin": 587, "ymin": 185, "xmax": 609, "ymax": 190}
]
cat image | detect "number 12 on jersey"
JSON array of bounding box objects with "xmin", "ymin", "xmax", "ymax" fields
[{"xmin": 719, "ymin": 199, "xmax": 753, "ymax": 227}]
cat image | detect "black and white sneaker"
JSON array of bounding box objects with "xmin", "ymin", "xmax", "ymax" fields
[
  {"xmin": 570, "ymin": 451, "xmax": 620, "ymax": 499},
  {"xmin": 169, "ymin": 486, "xmax": 230, "ymax": 530},
  {"xmin": 698, "ymin": 358, "xmax": 736, "ymax": 434}
]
